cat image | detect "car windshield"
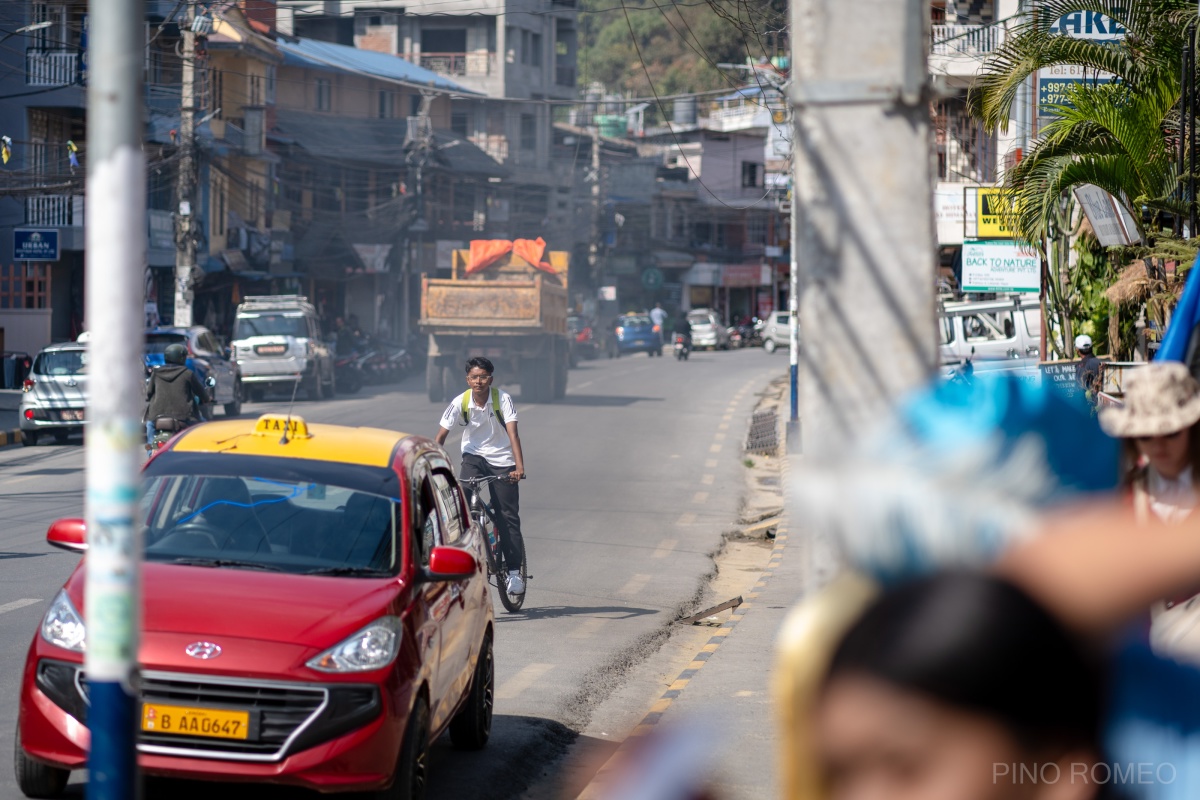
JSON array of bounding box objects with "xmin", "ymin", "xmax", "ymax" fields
[
  {"xmin": 145, "ymin": 333, "xmax": 187, "ymax": 355},
  {"xmin": 234, "ymin": 314, "xmax": 309, "ymax": 340},
  {"xmin": 140, "ymin": 474, "xmax": 398, "ymax": 576},
  {"xmin": 620, "ymin": 316, "xmax": 652, "ymax": 327},
  {"xmin": 687, "ymin": 312, "xmax": 712, "ymax": 325},
  {"xmin": 33, "ymin": 350, "xmax": 87, "ymax": 376}
]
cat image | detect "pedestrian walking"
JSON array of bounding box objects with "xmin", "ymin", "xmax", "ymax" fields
[
  {"xmin": 1099, "ymin": 361, "xmax": 1200, "ymax": 664},
  {"xmin": 1075, "ymin": 334, "xmax": 1103, "ymax": 400},
  {"xmin": 649, "ymin": 302, "xmax": 667, "ymax": 346}
]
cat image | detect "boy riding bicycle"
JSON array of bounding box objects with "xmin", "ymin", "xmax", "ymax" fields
[{"xmin": 435, "ymin": 357, "xmax": 527, "ymax": 595}]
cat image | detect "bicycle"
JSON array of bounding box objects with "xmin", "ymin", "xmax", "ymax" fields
[{"xmin": 460, "ymin": 475, "xmax": 529, "ymax": 612}]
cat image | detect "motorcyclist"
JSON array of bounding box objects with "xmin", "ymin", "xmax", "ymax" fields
[
  {"xmin": 672, "ymin": 314, "xmax": 693, "ymax": 351},
  {"xmin": 144, "ymin": 343, "xmax": 209, "ymax": 444}
]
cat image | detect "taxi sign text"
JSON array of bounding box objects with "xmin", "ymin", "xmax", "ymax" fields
[{"xmin": 253, "ymin": 415, "xmax": 310, "ymax": 438}]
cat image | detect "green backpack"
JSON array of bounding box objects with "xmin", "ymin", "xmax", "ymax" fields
[{"xmin": 461, "ymin": 387, "xmax": 505, "ymax": 426}]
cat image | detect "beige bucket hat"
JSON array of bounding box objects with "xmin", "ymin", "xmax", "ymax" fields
[{"xmin": 1099, "ymin": 361, "xmax": 1200, "ymax": 438}]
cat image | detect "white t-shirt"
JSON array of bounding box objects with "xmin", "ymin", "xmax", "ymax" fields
[
  {"xmin": 650, "ymin": 308, "xmax": 667, "ymax": 327},
  {"xmin": 439, "ymin": 389, "xmax": 519, "ymax": 467}
]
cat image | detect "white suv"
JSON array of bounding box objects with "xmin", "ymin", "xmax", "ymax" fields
[{"xmin": 232, "ymin": 296, "xmax": 335, "ymax": 402}]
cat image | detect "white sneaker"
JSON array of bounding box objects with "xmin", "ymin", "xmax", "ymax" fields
[{"xmin": 506, "ymin": 570, "xmax": 525, "ymax": 595}]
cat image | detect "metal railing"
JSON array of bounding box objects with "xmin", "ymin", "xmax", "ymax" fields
[
  {"xmin": 26, "ymin": 50, "xmax": 79, "ymax": 86},
  {"xmin": 415, "ymin": 52, "xmax": 495, "ymax": 77},
  {"xmin": 930, "ymin": 24, "xmax": 1006, "ymax": 57},
  {"xmin": 26, "ymin": 195, "xmax": 84, "ymax": 227}
]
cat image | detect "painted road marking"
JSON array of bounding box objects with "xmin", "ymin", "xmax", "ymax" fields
[
  {"xmin": 693, "ymin": 492, "xmax": 709, "ymax": 504},
  {"xmin": 718, "ymin": 422, "xmax": 729, "ymax": 431},
  {"xmin": 676, "ymin": 512, "xmax": 696, "ymax": 526},
  {"xmin": 575, "ymin": 380, "xmax": 594, "ymax": 390},
  {"xmin": 616, "ymin": 574, "xmax": 652, "ymax": 597},
  {"xmin": 714, "ymin": 432, "xmax": 726, "ymax": 441},
  {"xmin": 496, "ymin": 663, "xmax": 554, "ymax": 700},
  {"xmin": 709, "ymin": 443, "xmax": 722, "ymax": 453},
  {"xmin": 705, "ymin": 459, "xmax": 718, "ymax": 468},
  {"xmin": 0, "ymin": 598, "xmax": 41, "ymax": 615},
  {"xmin": 723, "ymin": 414, "xmax": 733, "ymax": 421},
  {"xmin": 652, "ymin": 539, "xmax": 677, "ymax": 558},
  {"xmin": 701, "ymin": 474, "xmax": 714, "ymax": 486}
]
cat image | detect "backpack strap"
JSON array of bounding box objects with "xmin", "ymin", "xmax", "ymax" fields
[{"xmin": 492, "ymin": 387, "xmax": 505, "ymax": 426}]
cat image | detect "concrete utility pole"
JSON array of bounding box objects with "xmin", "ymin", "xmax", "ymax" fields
[
  {"xmin": 174, "ymin": 0, "xmax": 197, "ymax": 327},
  {"xmin": 404, "ymin": 93, "xmax": 434, "ymax": 342},
  {"xmin": 588, "ymin": 123, "xmax": 601, "ymax": 284},
  {"xmin": 789, "ymin": 0, "xmax": 936, "ymax": 583},
  {"xmin": 85, "ymin": 0, "xmax": 146, "ymax": 793}
]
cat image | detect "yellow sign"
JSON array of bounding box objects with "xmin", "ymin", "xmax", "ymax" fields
[
  {"xmin": 977, "ymin": 188, "xmax": 1016, "ymax": 238},
  {"xmin": 253, "ymin": 414, "xmax": 311, "ymax": 438}
]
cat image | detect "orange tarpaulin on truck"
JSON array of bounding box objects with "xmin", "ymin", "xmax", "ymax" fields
[{"xmin": 466, "ymin": 238, "xmax": 556, "ymax": 274}]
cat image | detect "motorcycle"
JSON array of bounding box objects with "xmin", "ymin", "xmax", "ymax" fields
[
  {"xmin": 946, "ymin": 346, "xmax": 975, "ymax": 386},
  {"xmin": 674, "ymin": 333, "xmax": 691, "ymax": 361},
  {"xmin": 334, "ymin": 352, "xmax": 363, "ymax": 394},
  {"xmin": 148, "ymin": 376, "xmax": 215, "ymax": 451}
]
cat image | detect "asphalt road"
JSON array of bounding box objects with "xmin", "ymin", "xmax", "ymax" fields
[{"xmin": 0, "ymin": 345, "xmax": 783, "ymax": 799}]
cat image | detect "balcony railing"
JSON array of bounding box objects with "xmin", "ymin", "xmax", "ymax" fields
[
  {"xmin": 26, "ymin": 50, "xmax": 79, "ymax": 87},
  {"xmin": 415, "ymin": 52, "xmax": 495, "ymax": 77},
  {"xmin": 26, "ymin": 195, "xmax": 85, "ymax": 227},
  {"xmin": 930, "ymin": 24, "xmax": 1006, "ymax": 57}
]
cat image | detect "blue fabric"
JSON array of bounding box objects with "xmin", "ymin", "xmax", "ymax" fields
[{"xmin": 1154, "ymin": 254, "xmax": 1200, "ymax": 362}]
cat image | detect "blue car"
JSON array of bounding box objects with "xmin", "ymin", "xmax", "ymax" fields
[
  {"xmin": 614, "ymin": 314, "xmax": 663, "ymax": 357},
  {"xmin": 144, "ymin": 326, "xmax": 243, "ymax": 417}
]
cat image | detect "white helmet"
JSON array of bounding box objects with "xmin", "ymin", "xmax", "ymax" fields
[{"xmin": 1074, "ymin": 334, "xmax": 1093, "ymax": 351}]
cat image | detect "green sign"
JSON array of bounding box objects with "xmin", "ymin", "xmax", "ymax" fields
[{"xmin": 641, "ymin": 268, "xmax": 663, "ymax": 290}]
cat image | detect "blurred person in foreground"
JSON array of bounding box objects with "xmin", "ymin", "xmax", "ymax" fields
[
  {"xmin": 1098, "ymin": 362, "xmax": 1200, "ymax": 664},
  {"xmin": 778, "ymin": 372, "xmax": 1200, "ymax": 800}
]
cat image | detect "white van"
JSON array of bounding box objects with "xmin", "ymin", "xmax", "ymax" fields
[{"xmin": 939, "ymin": 296, "xmax": 1042, "ymax": 365}]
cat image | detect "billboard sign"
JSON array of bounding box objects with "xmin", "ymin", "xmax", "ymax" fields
[
  {"xmin": 963, "ymin": 187, "xmax": 1016, "ymax": 239},
  {"xmin": 1038, "ymin": 9, "xmax": 1125, "ymax": 122},
  {"xmin": 13, "ymin": 229, "xmax": 59, "ymax": 261},
  {"xmin": 961, "ymin": 240, "xmax": 1041, "ymax": 293},
  {"xmin": 1072, "ymin": 184, "xmax": 1140, "ymax": 247}
]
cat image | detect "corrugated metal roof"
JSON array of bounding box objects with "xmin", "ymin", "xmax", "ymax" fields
[{"xmin": 278, "ymin": 37, "xmax": 481, "ymax": 96}]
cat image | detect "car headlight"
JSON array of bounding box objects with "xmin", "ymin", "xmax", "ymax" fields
[
  {"xmin": 41, "ymin": 590, "xmax": 86, "ymax": 652},
  {"xmin": 306, "ymin": 617, "xmax": 401, "ymax": 673}
]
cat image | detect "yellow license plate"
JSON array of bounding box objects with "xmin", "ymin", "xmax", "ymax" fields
[{"xmin": 141, "ymin": 703, "xmax": 251, "ymax": 740}]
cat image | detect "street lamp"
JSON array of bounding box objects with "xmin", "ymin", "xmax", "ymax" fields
[{"xmin": 0, "ymin": 20, "xmax": 53, "ymax": 47}]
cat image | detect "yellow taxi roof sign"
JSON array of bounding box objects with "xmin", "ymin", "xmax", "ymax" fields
[{"xmin": 253, "ymin": 414, "xmax": 311, "ymax": 439}]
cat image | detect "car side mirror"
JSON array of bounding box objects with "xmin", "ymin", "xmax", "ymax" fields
[
  {"xmin": 47, "ymin": 518, "xmax": 87, "ymax": 553},
  {"xmin": 421, "ymin": 546, "xmax": 477, "ymax": 582}
]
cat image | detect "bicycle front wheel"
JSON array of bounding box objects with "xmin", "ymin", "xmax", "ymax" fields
[{"xmin": 497, "ymin": 546, "xmax": 527, "ymax": 613}]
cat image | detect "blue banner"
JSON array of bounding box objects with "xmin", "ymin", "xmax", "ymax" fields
[{"xmin": 13, "ymin": 229, "xmax": 59, "ymax": 262}]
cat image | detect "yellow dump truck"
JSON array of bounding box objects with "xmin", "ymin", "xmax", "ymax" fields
[{"xmin": 419, "ymin": 243, "xmax": 570, "ymax": 403}]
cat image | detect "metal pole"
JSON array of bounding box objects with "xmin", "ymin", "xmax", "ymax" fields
[
  {"xmin": 790, "ymin": 0, "xmax": 936, "ymax": 575},
  {"xmin": 588, "ymin": 125, "xmax": 602, "ymax": 285},
  {"xmin": 174, "ymin": 1, "xmax": 196, "ymax": 326},
  {"xmin": 86, "ymin": 0, "xmax": 146, "ymax": 792},
  {"xmin": 788, "ymin": 119, "xmax": 798, "ymax": 429}
]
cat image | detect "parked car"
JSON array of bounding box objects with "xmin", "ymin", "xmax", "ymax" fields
[
  {"xmin": 687, "ymin": 309, "xmax": 731, "ymax": 350},
  {"xmin": 939, "ymin": 295, "xmax": 1041, "ymax": 366},
  {"xmin": 18, "ymin": 343, "xmax": 89, "ymax": 446},
  {"xmin": 232, "ymin": 295, "xmax": 335, "ymax": 402},
  {"xmin": 145, "ymin": 326, "xmax": 242, "ymax": 418},
  {"xmin": 614, "ymin": 313, "xmax": 663, "ymax": 357},
  {"xmin": 761, "ymin": 311, "xmax": 792, "ymax": 354},
  {"xmin": 16, "ymin": 412, "xmax": 495, "ymax": 798}
]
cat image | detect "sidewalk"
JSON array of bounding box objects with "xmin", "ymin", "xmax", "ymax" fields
[
  {"xmin": 0, "ymin": 389, "xmax": 22, "ymax": 446},
  {"xmin": 576, "ymin": 378, "xmax": 800, "ymax": 800}
]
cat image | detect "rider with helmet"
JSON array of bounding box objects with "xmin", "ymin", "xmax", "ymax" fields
[
  {"xmin": 1074, "ymin": 334, "xmax": 1103, "ymax": 400},
  {"xmin": 145, "ymin": 343, "xmax": 210, "ymax": 444}
]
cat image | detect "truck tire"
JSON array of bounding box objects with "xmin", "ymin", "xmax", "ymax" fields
[
  {"xmin": 427, "ymin": 358, "xmax": 444, "ymax": 403},
  {"xmin": 554, "ymin": 351, "xmax": 568, "ymax": 399}
]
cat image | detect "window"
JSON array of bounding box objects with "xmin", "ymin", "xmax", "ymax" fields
[
  {"xmin": 741, "ymin": 161, "xmax": 762, "ymax": 188},
  {"xmin": 249, "ymin": 73, "xmax": 262, "ymax": 106},
  {"xmin": 521, "ymin": 30, "xmax": 530, "ymax": 64},
  {"xmin": 210, "ymin": 68, "xmax": 224, "ymax": 119},
  {"xmin": 431, "ymin": 471, "xmax": 466, "ymax": 544},
  {"xmin": 0, "ymin": 264, "xmax": 49, "ymax": 310},
  {"xmin": 451, "ymin": 110, "xmax": 469, "ymax": 137},
  {"xmin": 410, "ymin": 94, "xmax": 422, "ymax": 117},
  {"xmin": 531, "ymin": 33, "xmax": 542, "ymax": 66},
  {"xmin": 315, "ymin": 78, "xmax": 331, "ymax": 112},
  {"xmin": 520, "ymin": 113, "xmax": 536, "ymax": 151},
  {"xmin": 378, "ymin": 89, "xmax": 396, "ymax": 119},
  {"xmin": 963, "ymin": 311, "xmax": 1014, "ymax": 342},
  {"xmin": 265, "ymin": 65, "xmax": 276, "ymax": 104},
  {"xmin": 940, "ymin": 316, "xmax": 956, "ymax": 345},
  {"xmin": 369, "ymin": 14, "xmax": 382, "ymax": 26}
]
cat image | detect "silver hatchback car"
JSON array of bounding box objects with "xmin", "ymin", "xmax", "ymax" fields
[{"xmin": 19, "ymin": 342, "xmax": 89, "ymax": 446}]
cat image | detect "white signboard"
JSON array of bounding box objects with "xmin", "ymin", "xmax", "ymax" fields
[
  {"xmin": 961, "ymin": 240, "xmax": 1040, "ymax": 293},
  {"xmin": 935, "ymin": 183, "xmax": 966, "ymax": 245},
  {"xmin": 1072, "ymin": 184, "xmax": 1140, "ymax": 247}
]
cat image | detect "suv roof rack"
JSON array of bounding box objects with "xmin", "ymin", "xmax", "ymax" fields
[{"xmin": 237, "ymin": 295, "xmax": 313, "ymax": 310}]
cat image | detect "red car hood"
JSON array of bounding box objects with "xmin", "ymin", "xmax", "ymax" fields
[{"xmin": 64, "ymin": 563, "xmax": 403, "ymax": 648}]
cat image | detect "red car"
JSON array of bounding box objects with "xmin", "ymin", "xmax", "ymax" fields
[{"xmin": 16, "ymin": 413, "xmax": 495, "ymax": 798}]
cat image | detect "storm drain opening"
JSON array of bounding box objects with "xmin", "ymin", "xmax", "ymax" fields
[{"xmin": 744, "ymin": 408, "xmax": 778, "ymax": 456}]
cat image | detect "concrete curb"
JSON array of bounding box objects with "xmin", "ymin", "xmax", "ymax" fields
[{"xmin": 0, "ymin": 428, "xmax": 23, "ymax": 448}]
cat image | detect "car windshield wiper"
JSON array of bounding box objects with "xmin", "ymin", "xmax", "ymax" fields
[
  {"xmin": 303, "ymin": 566, "xmax": 391, "ymax": 577},
  {"xmin": 167, "ymin": 557, "xmax": 284, "ymax": 572}
]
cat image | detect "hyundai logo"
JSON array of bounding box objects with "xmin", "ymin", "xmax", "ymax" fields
[{"xmin": 185, "ymin": 641, "xmax": 222, "ymax": 660}]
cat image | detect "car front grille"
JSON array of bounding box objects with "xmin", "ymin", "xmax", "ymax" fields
[{"xmin": 69, "ymin": 669, "xmax": 381, "ymax": 762}]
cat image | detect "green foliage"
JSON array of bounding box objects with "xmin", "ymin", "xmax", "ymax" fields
[
  {"xmin": 1068, "ymin": 230, "xmax": 1136, "ymax": 358},
  {"xmin": 578, "ymin": 0, "xmax": 787, "ymax": 114}
]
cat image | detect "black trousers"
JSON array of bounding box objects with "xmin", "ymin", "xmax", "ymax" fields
[{"xmin": 461, "ymin": 453, "xmax": 525, "ymax": 572}]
